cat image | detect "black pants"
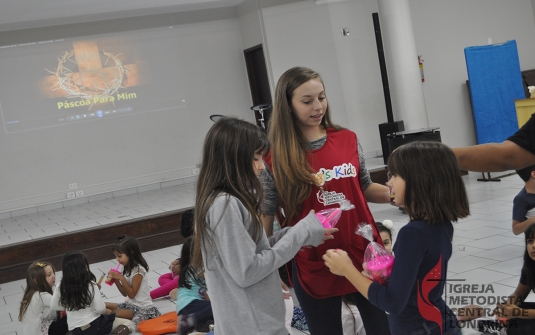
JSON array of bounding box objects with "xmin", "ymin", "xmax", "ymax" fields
[
  {"xmin": 48, "ymin": 316, "xmax": 69, "ymax": 335},
  {"xmin": 292, "ymin": 261, "xmax": 392, "ymax": 335},
  {"xmin": 507, "ymin": 302, "xmax": 535, "ymax": 335},
  {"xmin": 70, "ymin": 314, "xmax": 116, "ymax": 335}
]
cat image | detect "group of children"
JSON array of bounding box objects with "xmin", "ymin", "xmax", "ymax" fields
[
  {"xmin": 19, "ymin": 236, "xmax": 161, "ymax": 335},
  {"xmin": 19, "ymin": 66, "xmax": 535, "ymax": 335}
]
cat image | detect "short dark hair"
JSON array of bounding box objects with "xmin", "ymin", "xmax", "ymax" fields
[
  {"xmin": 516, "ymin": 164, "xmax": 535, "ymax": 182},
  {"xmin": 180, "ymin": 208, "xmax": 194, "ymax": 238},
  {"xmin": 388, "ymin": 141, "xmax": 470, "ymax": 224}
]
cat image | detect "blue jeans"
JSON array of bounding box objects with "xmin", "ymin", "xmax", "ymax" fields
[
  {"xmin": 178, "ymin": 299, "xmax": 213, "ymax": 331},
  {"xmin": 70, "ymin": 314, "xmax": 115, "ymax": 335},
  {"xmin": 292, "ymin": 261, "xmax": 391, "ymax": 335}
]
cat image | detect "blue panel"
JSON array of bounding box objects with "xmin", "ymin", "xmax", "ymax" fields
[{"xmin": 464, "ymin": 40, "xmax": 525, "ymax": 144}]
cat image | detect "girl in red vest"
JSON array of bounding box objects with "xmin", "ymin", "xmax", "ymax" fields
[{"xmin": 261, "ymin": 67, "xmax": 392, "ymax": 334}]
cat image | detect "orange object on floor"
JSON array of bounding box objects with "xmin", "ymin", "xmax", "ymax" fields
[{"xmin": 137, "ymin": 312, "xmax": 178, "ymax": 335}]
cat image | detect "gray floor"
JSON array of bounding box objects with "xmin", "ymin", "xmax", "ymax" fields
[{"xmin": 0, "ymin": 164, "xmax": 533, "ymax": 334}]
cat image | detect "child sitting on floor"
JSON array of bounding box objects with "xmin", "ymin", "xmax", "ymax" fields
[
  {"xmin": 105, "ymin": 236, "xmax": 161, "ymax": 333},
  {"xmin": 177, "ymin": 238, "xmax": 213, "ymax": 335},
  {"xmin": 512, "ymin": 165, "xmax": 535, "ymax": 235},
  {"xmin": 19, "ymin": 261, "xmax": 68, "ymax": 335}
]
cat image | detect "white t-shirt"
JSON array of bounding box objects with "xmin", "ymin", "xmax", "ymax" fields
[
  {"xmin": 21, "ymin": 291, "xmax": 58, "ymax": 335},
  {"xmin": 51, "ymin": 282, "xmax": 105, "ymax": 330},
  {"xmin": 125, "ymin": 266, "xmax": 153, "ymax": 308}
]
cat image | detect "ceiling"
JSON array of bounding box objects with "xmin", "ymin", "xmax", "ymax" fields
[{"xmin": 0, "ymin": 0, "xmax": 247, "ymax": 32}]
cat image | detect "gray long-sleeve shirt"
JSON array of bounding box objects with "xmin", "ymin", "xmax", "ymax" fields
[{"xmin": 202, "ymin": 194, "xmax": 325, "ymax": 335}]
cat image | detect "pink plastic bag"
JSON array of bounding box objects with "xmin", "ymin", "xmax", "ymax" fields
[
  {"xmin": 315, "ymin": 199, "xmax": 355, "ymax": 228},
  {"xmin": 355, "ymin": 223, "xmax": 394, "ymax": 285}
]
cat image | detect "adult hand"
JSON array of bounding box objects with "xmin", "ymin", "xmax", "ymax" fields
[
  {"xmin": 494, "ymin": 303, "xmax": 523, "ymax": 319},
  {"xmin": 322, "ymin": 249, "xmax": 354, "ymax": 276}
]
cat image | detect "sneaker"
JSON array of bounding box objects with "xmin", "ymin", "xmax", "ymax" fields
[
  {"xmin": 195, "ymin": 319, "xmax": 214, "ymax": 332},
  {"xmin": 170, "ymin": 288, "xmax": 178, "ymax": 300},
  {"xmin": 477, "ymin": 320, "xmax": 507, "ymax": 334}
]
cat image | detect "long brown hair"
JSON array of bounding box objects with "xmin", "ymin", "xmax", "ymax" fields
[
  {"xmin": 522, "ymin": 224, "xmax": 535, "ymax": 293},
  {"xmin": 387, "ymin": 141, "xmax": 470, "ymax": 224},
  {"xmin": 19, "ymin": 261, "xmax": 54, "ymax": 321},
  {"xmin": 112, "ymin": 236, "xmax": 149, "ymax": 276},
  {"xmin": 192, "ymin": 117, "xmax": 270, "ymax": 272},
  {"xmin": 268, "ymin": 67, "xmax": 341, "ymax": 226}
]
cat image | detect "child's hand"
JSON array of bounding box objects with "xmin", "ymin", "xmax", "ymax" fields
[
  {"xmin": 107, "ymin": 270, "xmax": 122, "ymax": 280},
  {"xmin": 494, "ymin": 303, "xmax": 522, "ymax": 319},
  {"xmin": 322, "ymin": 249, "xmax": 354, "ymax": 276},
  {"xmin": 281, "ymin": 281, "xmax": 292, "ymax": 299},
  {"xmin": 321, "ymin": 228, "xmax": 338, "ymax": 243},
  {"xmin": 360, "ymin": 262, "xmax": 373, "ymax": 280}
]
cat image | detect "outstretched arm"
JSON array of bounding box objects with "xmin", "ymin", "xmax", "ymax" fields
[
  {"xmin": 363, "ymin": 183, "xmax": 390, "ymax": 203},
  {"xmin": 452, "ymin": 140, "xmax": 535, "ymax": 172},
  {"xmin": 512, "ymin": 217, "xmax": 535, "ymax": 235}
]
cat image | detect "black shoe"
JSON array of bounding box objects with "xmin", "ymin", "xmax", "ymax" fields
[
  {"xmin": 195, "ymin": 319, "xmax": 214, "ymax": 332},
  {"xmin": 477, "ymin": 320, "xmax": 506, "ymax": 334}
]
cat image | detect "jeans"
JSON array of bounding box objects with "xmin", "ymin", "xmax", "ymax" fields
[
  {"xmin": 506, "ymin": 302, "xmax": 535, "ymax": 335},
  {"xmin": 406, "ymin": 322, "xmax": 462, "ymax": 335},
  {"xmin": 178, "ymin": 299, "xmax": 214, "ymax": 331},
  {"xmin": 71, "ymin": 314, "xmax": 116, "ymax": 335}
]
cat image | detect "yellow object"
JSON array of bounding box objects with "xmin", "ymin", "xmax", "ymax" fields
[{"xmin": 514, "ymin": 98, "xmax": 535, "ymax": 128}]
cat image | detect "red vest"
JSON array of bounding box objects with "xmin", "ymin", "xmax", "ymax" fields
[{"xmin": 268, "ymin": 128, "xmax": 382, "ymax": 298}]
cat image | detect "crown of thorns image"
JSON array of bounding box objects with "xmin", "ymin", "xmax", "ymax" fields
[{"xmin": 45, "ymin": 49, "xmax": 127, "ymax": 101}]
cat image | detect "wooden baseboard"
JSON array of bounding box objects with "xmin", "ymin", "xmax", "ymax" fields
[{"xmin": 0, "ymin": 209, "xmax": 190, "ymax": 284}]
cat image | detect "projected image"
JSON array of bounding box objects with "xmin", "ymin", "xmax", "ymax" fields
[
  {"xmin": 41, "ymin": 40, "xmax": 139, "ymax": 106},
  {"xmin": 0, "ymin": 36, "xmax": 186, "ymax": 133}
]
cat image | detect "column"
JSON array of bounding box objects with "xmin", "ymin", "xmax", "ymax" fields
[{"xmin": 377, "ymin": 0, "xmax": 429, "ymax": 130}]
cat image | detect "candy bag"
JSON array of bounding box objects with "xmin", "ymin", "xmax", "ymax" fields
[
  {"xmin": 355, "ymin": 223, "xmax": 394, "ymax": 285},
  {"xmin": 315, "ymin": 199, "xmax": 355, "ymax": 228}
]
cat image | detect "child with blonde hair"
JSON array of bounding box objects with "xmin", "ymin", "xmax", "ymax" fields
[{"xmin": 19, "ymin": 261, "xmax": 68, "ymax": 335}]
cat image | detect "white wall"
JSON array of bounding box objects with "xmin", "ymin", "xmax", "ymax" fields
[
  {"xmin": 261, "ymin": 1, "xmax": 350, "ymax": 129},
  {"xmin": 259, "ymin": 0, "xmax": 535, "ymax": 153},
  {"xmin": 323, "ymin": 0, "xmax": 386, "ymax": 157},
  {"xmin": 410, "ymin": 0, "xmax": 535, "ymax": 147},
  {"xmin": 237, "ymin": 0, "xmax": 264, "ymax": 50},
  {"xmin": 0, "ymin": 12, "xmax": 254, "ymax": 213},
  {"xmin": 3, "ymin": 0, "xmax": 535, "ymax": 213}
]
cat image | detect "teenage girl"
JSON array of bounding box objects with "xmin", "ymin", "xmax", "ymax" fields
[
  {"xmin": 192, "ymin": 117, "xmax": 336, "ymax": 335},
  {"xmin": 51, "ymin": 251, "xmax": 116, "ymax": 335},
  {"xmin": 19, "ymin": 261, "xmax": 68, "ymax": 335},
  {"xmin": 177, "ymin": 238, "xmax": 213, "ymax": 335},
  {"xmin": 262, "ymin": 66, "xmax": 392, "ymax": 335},
  {"xmin": 105, "ymin": 236, "xmax": 161, "ymax": 329},
  {"xmin": 486, "ymin": 222, "xmax": 535, "ymax": 334},
  {"xmin": 324, "ymin": 141, "xmax": 470, "ymax": 335}
]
